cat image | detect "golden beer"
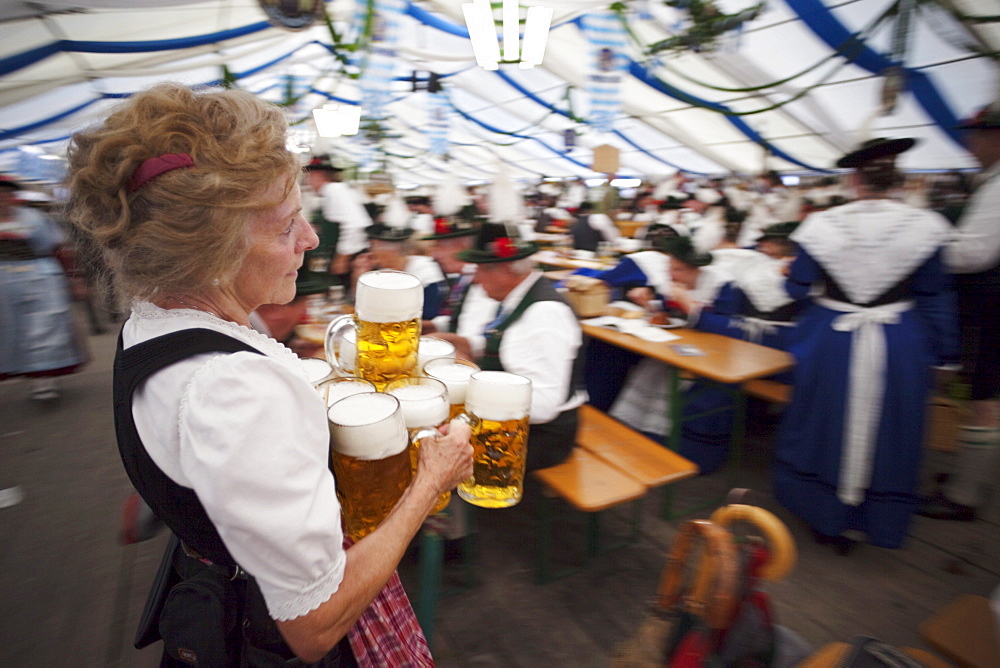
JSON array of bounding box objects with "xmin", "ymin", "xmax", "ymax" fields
[
  {"xmin": 385, "ymin": 377, "xmax": 451, "ymax": 514},
  {"xmin": 458, "ymin": 415, "xmax": 530, "ymax": 508},
  {"xmin": 324, "ymin": 270, "xmax": 423, "ymax": 388},
  {"xmin": 328, "ymin": 392, "xmax": 412, "ymax": 540},
  {"xmin": 356, "ymin": 317, "xmax": 421, "ymax": 390},
  {"xmin": 456, "ymin": 371, "xmax": 532, "ymax": 508}
]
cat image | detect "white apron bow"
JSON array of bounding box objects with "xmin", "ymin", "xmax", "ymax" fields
[{"xmin": 816, "ymin": 297, "xmax": 914, "ymax": 506}]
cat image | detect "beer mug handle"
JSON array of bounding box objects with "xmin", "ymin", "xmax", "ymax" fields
[
  {"xmin": 324, "ymin": 314, "xmax": 355, "ymax": 376},
  {"xmin": 453, "ymin": 412, "xmax": 479, "ymax": 429}
]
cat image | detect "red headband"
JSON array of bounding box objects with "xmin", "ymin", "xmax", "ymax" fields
[{"xmin": 127, "ymin": 153, "xmax": 195, "ymax": 192}]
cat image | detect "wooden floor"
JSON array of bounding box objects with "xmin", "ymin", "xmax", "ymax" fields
[
  {"xmin": 1, "ymin": 316, "xmax": 997, "ymax": 666},
  {"xmin": 396, "ymin": 408, "xmax": 1000, "ymax": 667}
]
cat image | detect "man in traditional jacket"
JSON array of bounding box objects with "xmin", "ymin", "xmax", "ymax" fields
[
  {"xmin": 921, "ymin": 102, "xmax": 1000, "ymax": 522},
  {"xmin": 437, "ymin": 223, "xmax": 586, "ymax": 472}
]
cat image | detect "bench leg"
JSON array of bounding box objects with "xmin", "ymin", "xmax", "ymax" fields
[
  {"xmin": 536, "ymin": 494, "xmax": 555, "ymax": 584},
  {"xmin": 586, "ymin": 513, "xmax": 600, "ymax": 561},
  {"xmin": 416, "ymin": 529, "xmax": 443, "ymax": 644}
]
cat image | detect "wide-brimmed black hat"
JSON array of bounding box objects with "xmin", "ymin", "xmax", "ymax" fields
[
  {"xmin": 365, "ymin": 224, "xmax": 414, "ymax": 242},
  {"xmin": 757, "ymin": 221, "xmax": 800, "ymax": 241},
  {"xmin": 956, "ymin": 105, "xmax": 1000, "ymax": 131},
  {"xmin": 456, "ymin": 223, "xmax": 539, "ymax": 264},
  {"xmin": 658, "ymin": 195, "xmax": 686, "ymax": 211},
  {"xmin": 305, "ymin": 155, "xmax": 344, "ymax": 172},
  {"xmin": 836, "ymin": 137, "xmax": 916, "ymax": 169},
  {"xmin": 652, "ymin": 234, "xmax": 712, "ymax": 267},
  {"xmin": 295, "ymin": 270, "xmax": 334, "ymax": 297},
  {"xmin": 421, "ymin": 218, "xmax": 479, "ymax": 241}
]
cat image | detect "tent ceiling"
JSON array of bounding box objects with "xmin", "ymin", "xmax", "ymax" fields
[{"xmin": 0, "ymin": 0, "xmax": 997, "ymax": 183}]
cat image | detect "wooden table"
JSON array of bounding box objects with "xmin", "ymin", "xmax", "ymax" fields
[
  {"xmin": 532, "ymin": 251, "xmax": 607, "ymax": 271},
  {"xmin": 582, "ymin": 323, "xmax": 794, "ymax": 516},
  {"xmin": 581, "ymin": 325, "xmax": 793, "ymax": 386}
]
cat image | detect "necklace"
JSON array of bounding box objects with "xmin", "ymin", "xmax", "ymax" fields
[{"xmin": 166, "ymin": 295, "xmax": 224, "ymax": 321}]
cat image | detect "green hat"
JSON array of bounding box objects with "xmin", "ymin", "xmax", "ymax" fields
[
  {"xmin": 421, "ymin": 218, "xmax": 479, "ymax": 241},
  {"xmin": 757, "ymin": 221, "xmax": 800, "ymax": 241},
  {"xmin": 652, "ymin": 234, "xmax": 712, "ymax": 267},
  {"xmin": 295, "ymin": 270, "xmax": 333, "ymax": 297},
  {"xmin": 456, "ymin": 223, "xmax": 539, "ymax": 264},
  {"xmin": 836, "ymin": 137, "xmax": 915, "ymax": 169},
  {"xmin": 365, "ymin": 224, "xmax": 414, "ymax": 242}
]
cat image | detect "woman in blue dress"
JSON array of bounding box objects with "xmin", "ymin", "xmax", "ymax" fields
[
  {"xmin": 772, "ymin": 138, "xmax": 958, "ymax": 552},
  {"xmin": 0, "ymin": 175, "xmax": 85, "ymax": 400}
]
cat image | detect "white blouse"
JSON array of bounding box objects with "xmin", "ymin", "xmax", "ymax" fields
[{"xmin": 124, "ymin": 302, "xmax": 346, "ymax": 622}]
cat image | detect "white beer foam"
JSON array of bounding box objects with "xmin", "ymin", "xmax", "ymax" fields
[
  {"xmin": 388, "ymin": 383, "xmax": 449, "ymax": 428},
  {"xmin": 424, "ymin": 360, "xmax": 477, "ymax": 404},
  {"xmin": 355, "ymin": 270, "xmax": 423, "ymax": 323},
  {"xmin": 324, "ymin": 381, "xmax": 377, "ymax": 407},
  {"xmin": 328, "ymin": 393, "xmax": 407, "ymax": 459},
  {"xmin": 466, "ymin": 371, "xmax": 531, "ymax": 421},
  {"xmin": 418, "ymin": 336, "xmax": 455, "ymax": 371},
  {"xmin": 338, "ymin": 328, "xmax": 357, "ymax": 372},
  {"xmin": 300, "ymin": 358, "xmax": 333, "ymax": 386}
]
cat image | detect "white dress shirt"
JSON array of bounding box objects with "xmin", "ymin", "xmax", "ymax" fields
[
  {"xmin": 320, "ymin": 181, "xmax": 372, "ymax": 257},
  {"xmin": 945, "ymin": 162, "xmax": 1000, "ymax": 274},
  {"xmin": 586, "ymin": 212, "xmax": 622, "ymax": 243},
  {"xmin": 493, "ymin": 271, "xmax": 586, "ymax": 423},
  {"xmin": 125, "ymin": 303, "xmax": 346, "ymax": 622}
]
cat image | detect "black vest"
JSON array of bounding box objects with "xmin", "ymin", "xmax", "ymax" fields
[
  {"xmin": 114, "ymin": 328, "xmax": 260, "ymax": 565},
  {"xmin": 478, "ymin": 277, "xmax": 585, "ymax": 403},
  {"xmin": 571, "ymin": 214, "xmax": 603, "ymax": 253},
  {"xmin": 114, "ymin": 328, "xmax": 355, "ymax": 666}
]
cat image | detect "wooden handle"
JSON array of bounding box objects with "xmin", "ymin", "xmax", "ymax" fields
[{"xmin": 708, "ymin": 504, "xmax": 796, "ymax": 581}]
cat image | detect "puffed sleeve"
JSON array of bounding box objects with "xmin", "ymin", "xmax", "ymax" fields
[{"xmin": 178, "ymin": 352, "xmax": 347, "ymax": 621}]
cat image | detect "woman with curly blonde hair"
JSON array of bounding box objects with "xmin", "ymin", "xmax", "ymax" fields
[{"xmin": 67, "ymin": 82, "xmax": 471, "ymax": 666}]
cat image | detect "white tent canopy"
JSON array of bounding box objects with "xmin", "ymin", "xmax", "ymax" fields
[{"xmin": 0, "ymin": 0, "xmax": 997, "ymax": 184}]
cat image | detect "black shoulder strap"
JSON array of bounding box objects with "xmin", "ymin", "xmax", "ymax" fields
[
  {"xmin": 116, "ymin": 327, "xmax": 260, "ymax": 391},
  {"xmin": 114, "ymin": 327, "xmax": 262, "ymax": 566}
]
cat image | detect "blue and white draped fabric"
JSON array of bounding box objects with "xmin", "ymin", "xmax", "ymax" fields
[
  {"xmin": 427, "ymin": 91, "xmax": 450, "ymax": 157},
  {"xmin": 582, "ymin": 11, "xmax": 626, "ymax": 135},
  {"xmin": 356, "ymin": 0, "xmax": 405, "ymax": 122}
]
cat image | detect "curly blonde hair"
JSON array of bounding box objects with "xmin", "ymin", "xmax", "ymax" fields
[{"xmin": 66, "ymin": 82, "xmax": 300, "ymax": 304}]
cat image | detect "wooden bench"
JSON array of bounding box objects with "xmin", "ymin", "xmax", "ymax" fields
[
  {"xmin": 532, "ymin": 448, "xmax": 647, "ymax": 582},
  {"xmin": 576, "ymin": 404, "xmax": 699, "ymax": 488},
  {"xmin": 531, "ymin": 406, "xmax": 699, "ymax": 582},
  {"xmin": 742, "ymin": 378, "xmax": 792, "ymax": 405}
]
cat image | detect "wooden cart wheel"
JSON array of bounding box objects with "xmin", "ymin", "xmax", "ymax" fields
[{"xmin": 657, "ymin": 519, "xmax": 739, "ymax": 629}]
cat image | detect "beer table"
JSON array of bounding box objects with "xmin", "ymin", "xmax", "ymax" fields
[
  {"xmin": 531, "ymin": 250, "xmax": 608, "ymax": 271},
  {"xmin": 581, "ymin": 323, "xmax": 794, "ymax": 516}
]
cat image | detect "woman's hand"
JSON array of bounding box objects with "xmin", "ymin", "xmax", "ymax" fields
[
  {"xmin": 668, "ymin": 283, "xmax": 695, "ymax": 315},
  {"xmin": 417, "ymin": 418, "xmax": 473, "ymax": 494},
  {"xmin": 626, "ymin": 286, "xmax": 654, "ymax": 308}
]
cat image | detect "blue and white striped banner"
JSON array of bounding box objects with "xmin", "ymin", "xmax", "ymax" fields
[
  {"xmin": 356, "ymin": 0, "xmax": 405, "ymax": 122},
  {"xmin": 427, "ymin": 92, "xmax": 450, "ymax": 157},
  {"xmin": 582, "ymin": 11, "xmax": 627, "ymax": 134}
]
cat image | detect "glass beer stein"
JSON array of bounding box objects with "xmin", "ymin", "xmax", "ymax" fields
[
  {"xmin": 328, "ymin": 392, "xmax": 414, "ymax": 540},
  {"xmin": 423, "ymin": 357, "xmax": 480, "ymax": 421},
  {"xmin": 319, "ymin": 376, "xmax": 377, "ymax": 408},
  {"xmin": 417, "ymin": 336, "xmax": 456, "ymax": 375},
  {"xmin": 456, "ymin": 371, "xmax": 532, "ymax": 508},
  {"xmin": 300, "ymin": 357, "xmax": 334, "ymax": 389},
  {"xmin": 384, "ymin": 376, "xmax": 452, "ymax": 514},
  {"xmin": 324, "ymin": 270, "xmax": 423, "ymax": 389}
]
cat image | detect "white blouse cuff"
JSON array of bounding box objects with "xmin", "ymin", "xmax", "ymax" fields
[{"xmin": 263, "ymin": 558, "xmax": 346, "ymax": 622}]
